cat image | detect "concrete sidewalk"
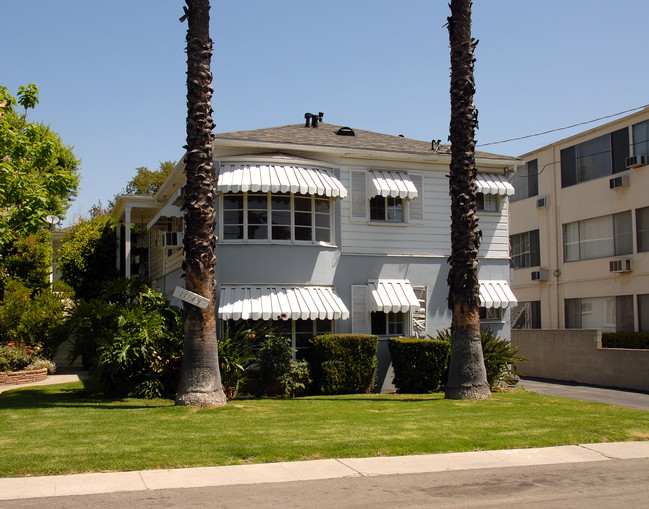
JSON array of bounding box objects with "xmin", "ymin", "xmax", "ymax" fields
[{"xmin": 1, "ymin": 442, "xmax": 648, "ymax": 501}]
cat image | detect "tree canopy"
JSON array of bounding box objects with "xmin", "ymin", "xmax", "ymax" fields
[
  {"xmin": 124, "ymin": 160, "xmax": 175, "ymax": 195},
  {"xmin": 0, "ymin": 84, "xmax": 80, "ymax": 251}
]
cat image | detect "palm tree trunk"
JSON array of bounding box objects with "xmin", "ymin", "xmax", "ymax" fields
[
  {"xmin": 175, "ymin": 0, "xmax": 226, "ymax": 407},
  {"xmin": 444, "ymin": 0, "xmax": 490, "ymax": 400}
]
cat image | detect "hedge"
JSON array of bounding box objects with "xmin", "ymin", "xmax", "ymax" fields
[
  {"xmin": 602, "ymin": 332, "xmax": 649, "ymax": 350},
  {"xmin": 388, "ymin": 337, "xmax": 451, "ymax": 393},
  {"xmin": 310, "ymin": 334, "xmax": 378, "ymax": 394}
]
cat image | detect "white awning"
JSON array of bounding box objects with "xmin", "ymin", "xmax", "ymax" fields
[
  {"xmin": 218, "ymin": 285, "xmax": 349, "ymax": 321},
  {"xmin": 368, "ymin": 279, "xmax": 421, "ymax": 313},
  {"xmin": 476, "ymin": 173, "xmax": 515, "ymax": 196},
  {"xmin": 479, "ymin": 281, "xmax": 518, "ymax": 309},
  {"xmin": 217, "ymin": 163, "xmax": 347, "ymax": 198},
  {"xmin": 369, "ymin": 170, "xmax": 418, "ymax": 199}
]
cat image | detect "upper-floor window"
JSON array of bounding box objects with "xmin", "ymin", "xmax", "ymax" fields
[
  {"xmin": 222, "ymin": 192, "xmax": 331, "ymax": 244},
  {"xmin": 510, "ymin": 229, "xmax": 540, "ymax": 269},
  {"xmin": 476, "ymin": 193, "xmax": 499, "ymax": 212},
  {"xmin": 632, "ymin": 120, "xmax": 649, "ymax": 158},
  {"xmin": 511, "ymin": 159, "xmax": 538, "ymax": 202},
  {"xmin": 563, "ymin": 211, "xmax": 632, "ymax": 262},
  {"xmin": 560, "ymin": 128, "xmax": 629, "ymax": 188},
  {"xmin": 370, "ymin": 196, "xmax": 403, "ymax": 221},
  {"xmin": 637, "ymin": 206, "xmax": 649, "ymax": 252}
]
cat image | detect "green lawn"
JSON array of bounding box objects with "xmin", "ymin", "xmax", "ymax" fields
[{"xmin": 1, "ymin": 380, "xmax": 648, "ymax": 478}]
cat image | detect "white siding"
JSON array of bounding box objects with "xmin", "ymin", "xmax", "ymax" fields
[{"xmin": 479, "ymin": 197, "xmax": 511, "ymax": 259}]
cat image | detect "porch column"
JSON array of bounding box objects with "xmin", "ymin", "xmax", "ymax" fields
[{"xmin": 125, "ymin": 205, "xmax": 132, "ymax": 278}]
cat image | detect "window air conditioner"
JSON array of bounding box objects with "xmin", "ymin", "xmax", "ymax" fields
[
  {"xmin": 609, "ymin": 259, "xmax": 632, "ymax": 273},
  {"xmin": 531, "ymin": 269, "xmax": 549, "ymax": 281},
  {"xmin": 625, "ymin": 155, "xmax": 647, "ymax": 169},
  {"xmin": 162, "ymin": 232, "xmax": 183, "ymax": 248},
  {"xmin": 609, "ymin": 175, "xmax": 629, "ymax": 189},
  {"xmin": 536, "ymin": 196, "xmax": 549, "ymax": 209}
]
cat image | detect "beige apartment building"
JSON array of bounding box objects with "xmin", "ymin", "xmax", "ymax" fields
[{"xmin": 509, "ymin": 107, "xmax": 649, "ymax": 332}]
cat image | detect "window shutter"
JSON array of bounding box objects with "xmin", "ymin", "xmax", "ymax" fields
[
  {"xmin": 408, "ymin": 173, "xmax": 424, "ymax": 223},
  {"xmin": 412, "ymin": 285, "xmax": 426, "ymax": 337},
  {"xmin": 351, "ymin": 285, "xmax": 370, "ymax": 334},
  {"xmin": 350, "ymin": 170, "xmax": 368, "ymax": 221}
]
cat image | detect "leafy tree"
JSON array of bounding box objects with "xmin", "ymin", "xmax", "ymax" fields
[
  {"xmin": 124, "ymin": 161, "xmax": 175, "ymax": 195},
  {"xmin": 1, "ymin": 230, "xmax": 52, "ymax": 294},
  {"xmin": 175, "ymin": 0, "xmax": 227, "ymax": 407},
  {"xmin": 58, "ymin": 214, "xmax": 118, "ymax": 300},
  {"xmin": 444, "ymin": 0, "xmax": 491, "ymax": 400},
  {"xmin": 0, "ymin": 84, "xmax": 80, "ymax": 252}
]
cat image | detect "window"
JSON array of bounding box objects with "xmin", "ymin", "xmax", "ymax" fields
[
  {"xmin": 510, "ymin": 230, "xmax": 540, "ymax": 269},
  {"xmin": 563, "ymin": 211, "xmax": 632, "ymax": 262},
  {"xmin": 476, "ymin": 193, "xmax": 499, "ymax": 212},
  {"xmin": 479, "ymin": 307, "xmax": 503, "ymax": 321},
  {"xmin": 222, "ymin": 192, "xmax": 331, "ymax": 243},
  {"xmin": 511, "ymin": 159, "xmax": 538, "ymax": 202},
  {"xmin": 632, "ymin": 120, "xmax": 649, "ymax": 159},
  {"xmin": 512, "ymin": 301, "xmax": 541, "ymax": 329},
  {"xmin": 637, "ymin": 206, "xmax": 649, "ymax": 252},
  {"xmin": 370, "ymin": 196, "xmax": 403, "ymax": 221},
  {"xmin": 371, "ymin": 311, "xmax": 404, "ymax": 336},
  {"xmin": 639, "ymin": 294, "xmax": 649, "ymax": 332},
  {"xmin": 565, "ymin": 296, "xmax": 633, "ymax": 332},
  {"xmin": 561, "ymin": 128, "xmax": 629, "ymax": 187},
  {"xmin": 226, "ymin": 318, "xmax": 333, "ymax": 360}
]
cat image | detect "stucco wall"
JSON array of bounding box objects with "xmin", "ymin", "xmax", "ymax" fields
[{"xmin": 511, "ymin": 329, "xmax": 649, "ymax": 392}]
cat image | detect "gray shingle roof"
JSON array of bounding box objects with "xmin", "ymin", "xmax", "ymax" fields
[{"xmin": 213, "ymin": 123, "xmax": 519, "ymax": 162}]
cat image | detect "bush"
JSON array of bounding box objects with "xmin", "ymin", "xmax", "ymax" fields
[
  {"xmin": 66, "ymin": 277, "xmax": 183, "ymax": 398},
  {"xmin": 257, "ymin": 333, "xmax": 294, "ymax": 393},
  {"xmin": 25, "ymin": 358, "xmax": 56, "ymax": 374},
  {"xmin": 0, "ymin": 279, "xmax": 69, "ymax": 357},
  {"xmin": 310, "ymin": 334, "xmax": 378, "ymax": 394},
  {"xmin": 218, "ymin": 322, "xmax": 268, "ymax": 399},
  {"xmin": 281, "ymin": 360, "xmax": 311, "ymax": 398},
  {"xmin": 388, "ymin": 337, "xmax": 451, "ymax": 393},
  {"xmin": 0, "ymin": 343, "xmax": 50, "ymax": 372},
  {"xmin": 602, "ymin": 332, "xmax": 649, "ymax": 350},
  {"xmin": 1, "ymin": 230, "xmax": 52, "ymax": 294}
]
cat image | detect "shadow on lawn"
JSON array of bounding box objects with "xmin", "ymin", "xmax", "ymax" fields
[{"xmin": 0, "ymin": 379, "xmax": 172, "ymax": 410}]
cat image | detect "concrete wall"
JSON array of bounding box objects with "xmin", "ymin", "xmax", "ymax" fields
[{"xmin": 511, "ymin": 329, "xmax": 649, "ymax": 392}]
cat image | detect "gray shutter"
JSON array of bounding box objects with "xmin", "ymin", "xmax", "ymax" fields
[
  {"xmin": 350, "ymin": 170, "xmax": 368, "ymax": 221},
  {"xmin": 408, "ymin": 173, "xmax": 424, "ymax": 223},
  {"xmin": 351, "ymin": 285, "xmax": 370, "ymax": 334}
]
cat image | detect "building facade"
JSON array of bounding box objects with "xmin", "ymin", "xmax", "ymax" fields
[
  {"xmin": 510, "ymin": 107, "xmax": 649, "ymax": 333},
  {"xmin": 115, "ymin": 120, "xmax": 520, "ymax": 390}
]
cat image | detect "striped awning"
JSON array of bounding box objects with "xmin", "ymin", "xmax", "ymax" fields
[
  {"xmin": 368, "ymin": 279, "xmax": 421, "ymax": 313},
  {"xmin": 476, "ymin": 173, "xmax": 515, "ymax": 196},
  {"xmin": 217, "ymin": 163, "xmax": 347, "ymax": 198},
  {"xmin": 369, "ymin": 170, "xmax": 418, "ymax": 199},
  {"xmin": 479, "ymin": 281, "xmax": 518, "ymax": 309},
  {"xmin": 218, "ymin": 285, "xmax": 349, "ymax": 321}
]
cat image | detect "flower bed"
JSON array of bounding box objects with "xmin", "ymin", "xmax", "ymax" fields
[{"xmin": 0, "ymin": 368, "xmax": 47, "ymax": 386}]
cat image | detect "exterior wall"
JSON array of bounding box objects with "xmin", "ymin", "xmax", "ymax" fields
[
  {"xmin": 512, "ymin": 329, "xmax": 649, "ymax": 392},
  {"xmin": 510, "ymin": 107, "xmax": 649, "ymax": 330}
]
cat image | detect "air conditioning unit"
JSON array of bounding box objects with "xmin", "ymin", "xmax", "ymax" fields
[
  {"xmin": 625, "ymin": 155, "xmax": 647, "ymax": 168},
  {"xmin": 609, "ymin": 259, "xmax": 632, "ymax": 273},
  {"xmin": 531, "ymin": 269, "xmax": 549, "ymax": 281},
  {"xmin": 536, "ymin": 196, "xmax": 549, "ymax": 209},
  {"xmin": 609, "ymin": 175, "xmax": 630, "ymax": 189},
  {"xmin": 162, "ymin": 232, "xmax": 183, "ymax": 248}
]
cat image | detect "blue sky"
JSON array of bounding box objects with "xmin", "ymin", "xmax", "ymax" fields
[{"xmin": 4, "ymin": 1, "xmax": 649, "ymax": 224}]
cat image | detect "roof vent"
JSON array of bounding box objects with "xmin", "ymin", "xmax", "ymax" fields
[
  {"xmin": 335, "ymin": 126, "xmax": 355, "ymax": 136},
  {"xmin": 304, "ymin": 112, "xmax": 324, "ymax": 128},
  {"xmin": 431, "ymin": 139, "xmax": 442, "ymax": 152}
]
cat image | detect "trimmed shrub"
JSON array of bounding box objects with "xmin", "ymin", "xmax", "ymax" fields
[
  {"xmin": 388, "ymin": 337, "xmax": 451, "ymax": 393},
  {"xmin": 310, "ymin": 334, "xmax": 378, "ymax": 394},
  {"xmin": 602, "ymin": 332, "xmax": 649, "ymax": 350}
]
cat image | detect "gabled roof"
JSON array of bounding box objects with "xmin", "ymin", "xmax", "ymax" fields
[{"xmin": 214, "ymin": 123, "xmax": 520, "ymax": 163}]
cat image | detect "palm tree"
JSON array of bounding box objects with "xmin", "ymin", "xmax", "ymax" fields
[
  {"xmin": 175, "ymin": 0, "xmax": 227, "ymax": 406},
  {"xmin": 444, "ymin": 0, "xmax": 491, "ymax": 400}
]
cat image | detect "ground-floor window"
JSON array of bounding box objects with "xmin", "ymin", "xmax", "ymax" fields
[
  {"xmin": 370, "ymin": 311, "xmax": 405, "ymax": 336},
  {"xmin": 565, "ymin": 295, "xmax": 634, "ymax": 332},
  {"xmin": 479, "ymin": 307, "xmax": 504, "ymax": 322},
  {"xmin": 225, "ymin": 318, "xmax": 333, "ymax": 360},
  {"xmin": 511, "ymin": 301, "xmax": 541, "ymax": 329},
  {"xmin": 638, "ymin": 294, "xmax": 649, "ymax": 332}
]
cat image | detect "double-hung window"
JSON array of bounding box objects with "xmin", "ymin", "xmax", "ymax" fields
[
  {"xmin": 563, "ymin": 211, "xmax": 632, "ymax": 262},
  {"xmin": 222, "ymin": 192, "xmax": 332, "ymax": 244}
]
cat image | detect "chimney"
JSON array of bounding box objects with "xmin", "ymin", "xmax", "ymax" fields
[{"xmin": 304, "ymin": 112, "xmax": 324, "ymax": 128}]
